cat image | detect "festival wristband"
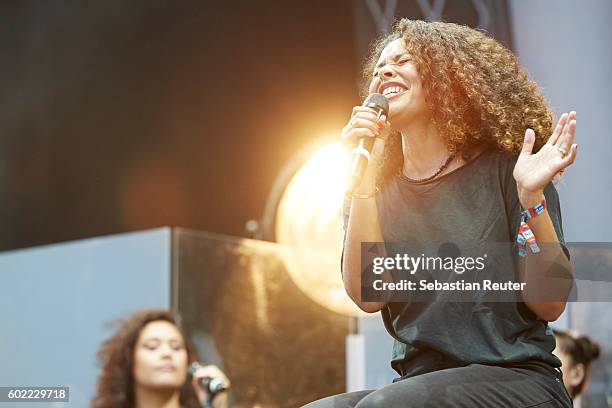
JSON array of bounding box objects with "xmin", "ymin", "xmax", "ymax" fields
[
  {"xmin": 521, "ymin": 199, "xmax": 547, "ymax": 220},
  {"xmin": 516, "ymin": 198, "xmax": 546, "ymax": 257}
]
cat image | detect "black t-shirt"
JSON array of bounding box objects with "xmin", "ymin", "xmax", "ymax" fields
[{"xmin": 342, "ymin": 148, "xmax": 567, "ymax": 379}]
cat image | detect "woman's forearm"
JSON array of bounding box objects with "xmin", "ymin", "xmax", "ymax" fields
[
  {"xmin": 518, "ymin": 191, "xmax": 573, "ymax": 321},
  {"xmin": 342, "ymin": 168, "xmax": 387, "ymax": 313}
]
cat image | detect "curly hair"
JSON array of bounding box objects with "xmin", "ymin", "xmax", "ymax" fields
[
  {"xmin": 361, "ymin": 19, "xmax": 553, "ymax": 187},
  {"xmin": 554, "ymin": 329, "xmax": 601, "ymax": 398},
  {"xmin": 91, "ymin": 309, "xmax": 201, "ymax": 408}
]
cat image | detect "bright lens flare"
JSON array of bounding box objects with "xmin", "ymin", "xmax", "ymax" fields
[{"xmin": 276, "ymin": 142, "xmax": 363, "ymax": 316}]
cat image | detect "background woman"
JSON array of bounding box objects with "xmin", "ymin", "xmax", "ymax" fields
[
  {"xmin": 554, "ymin": 329, "xmax": 601, "ymax": 401},
  {"xmin": 92, "ymin": 309, "xmax": 230, "ymax": 408}
]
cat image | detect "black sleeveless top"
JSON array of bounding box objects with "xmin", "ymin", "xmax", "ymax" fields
[{"xmin": 343, "ymin": 148, "xmax": 568, "ymax": 379}]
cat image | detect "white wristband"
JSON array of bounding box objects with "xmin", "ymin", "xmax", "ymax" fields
[{"xmin": 351, "ymin": 146, "xmax": 371, "ymax": 161}]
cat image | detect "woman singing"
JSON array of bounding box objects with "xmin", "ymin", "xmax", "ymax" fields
[
  {"xmin": 305, "ymin": 19, "xmax": 577, "ymax": 407},
  {"xmin": 92, "ymin": 309, "xmax": 230, "ymax": 408}
]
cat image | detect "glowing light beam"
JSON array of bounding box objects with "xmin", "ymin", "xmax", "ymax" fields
[{"xmin": 275, "ymin": 142, "xmax": 364, "ymax": 316}]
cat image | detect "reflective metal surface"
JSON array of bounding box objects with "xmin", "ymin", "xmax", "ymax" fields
[{"xmin": 174, "ymin": 228, "xmax": 349, "ymax": 407}]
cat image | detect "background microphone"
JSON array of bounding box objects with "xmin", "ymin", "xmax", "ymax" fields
[
  {"xmin": 345, "ymin": 93, "xmax": 389, "ymax": 195},
  {"xmin": 189, "ymin": 362, "xmax": 229, "ymax": 395},
  {"xmin": 197, "ymin": 376, "xmax": 228, "ymax": 394}
]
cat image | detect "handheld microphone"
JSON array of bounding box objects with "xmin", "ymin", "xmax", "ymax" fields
[
  {"xmin": 198, "ymin": 377, "xmax": 228, "ymax": 394},
  {"xmin": 188, "ymin": 362, "xmax": 229, "ymax": 395},
  {"xmin": 345, "ymin": 93, "xmax": 389, "ymax": 195}
]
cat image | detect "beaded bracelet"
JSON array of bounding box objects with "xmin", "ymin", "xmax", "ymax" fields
[{"xmin": 517, "ymin": 198, "xmax": 547, "ymax": 257}]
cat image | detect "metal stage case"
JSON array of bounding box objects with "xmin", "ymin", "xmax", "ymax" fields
[{"xmin": 172, "ymin": 228, "xmax": 349, "ymax": 407}]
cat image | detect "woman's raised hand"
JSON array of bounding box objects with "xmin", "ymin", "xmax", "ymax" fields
[{"xmin": 513, "ymin": 111, "xmax": 577, "ymax": 205}]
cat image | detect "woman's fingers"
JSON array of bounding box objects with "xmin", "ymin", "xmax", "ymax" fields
[
  {"xmin": 350, "ymin": 117, "xmax": 381, "ymax": 133},
  {"xmin": 548, "ymin": 112, "xmax": 568, "ymax": 145},
  {"xmin": 378, "ymin": 114, "xmax": 390, "ymax": 133},
  {"xmin": 561, "ymin": 143, "xmax": 578, "ymax": 167},
  {"xmin": 341, "ymin": 107, "xmax": 388, "ymax": 146},
  {"xmin": 556, "ymin": 118, "xmax": 576, "ymax": 155},
  {"xmin": 351, "ymin": 106, "xmax": 380, "ymax": 118},
  {"xmin": 193, "ymin": 364, "xmax": 231, "ymax": 386},
  {"xmin": 520, "ymin": 128, "xmax": 536, "ymax": 156},
  {"xmin": 552, "ymin": 111, "xmax": 576, "ymax": 146}
]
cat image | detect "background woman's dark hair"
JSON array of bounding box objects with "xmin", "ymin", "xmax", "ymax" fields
[
  {"xmin": 554, "ymin": 329, "xmax": 601, "ymax": 398},
  {"xmin": 361, "ymin": 19, "xmax": 554, "ymax": 188},
  {"xmin": 91, "ymin": 309, "xmax": 201, "ymax": 408}
]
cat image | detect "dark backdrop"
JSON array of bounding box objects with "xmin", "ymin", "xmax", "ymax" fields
[
  {"xmin": 0, "ymin": 0, "xmax": 512, "ymax": 252},
  {"xmin": 0, "ymin": 0, "xmax": 358, "ymax": 251}
]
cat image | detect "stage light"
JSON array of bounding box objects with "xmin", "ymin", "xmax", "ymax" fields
[{"xmin": 273, "ymin": 142, "xmax": 364, "ymax": 316}]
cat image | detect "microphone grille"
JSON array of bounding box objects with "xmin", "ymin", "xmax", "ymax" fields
[
  {"xmin": 363, "ymin": 93, "xmax": 389, "ymax": 116},
  {"xmin": 209, "ymin": 377, "xmax": 229, "ymax": 393}
]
